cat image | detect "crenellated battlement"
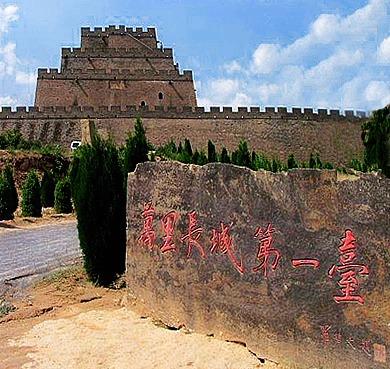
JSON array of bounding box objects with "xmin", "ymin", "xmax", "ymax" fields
[
  {"xmin": 37, "ymin": 68, "xmax": 193, "ymax": 81},
  {"xmin": 0, "ymin": 105, "xmax": 367, "ymax": 120},
  {"xmin": 81, "ymin": 25, "xmax": 156, "ymax": 39},
  {"xmin": 61, "ymin": 46, "xmax": 172, "ymax": 58}
]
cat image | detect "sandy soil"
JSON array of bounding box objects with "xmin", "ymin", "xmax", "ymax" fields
[{"xmin": 0, "ymin": 266, "xmax": 281, "ymax": 369}]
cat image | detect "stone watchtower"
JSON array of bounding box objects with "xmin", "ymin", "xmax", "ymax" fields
[{"xmin": 34, "ymin": 25, "xmax": 197, "ymax": 110}]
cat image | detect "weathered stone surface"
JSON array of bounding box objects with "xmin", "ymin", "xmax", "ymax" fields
[{"xmin": 126, "ymin": 161, "xmax": 390, "ymax": 369}]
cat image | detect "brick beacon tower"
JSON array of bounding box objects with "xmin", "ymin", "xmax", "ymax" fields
[{"xmin": 34, "ymin": 26, "xmax": 197, "ymax": 110}]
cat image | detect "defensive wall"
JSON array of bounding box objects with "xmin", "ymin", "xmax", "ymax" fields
[
  {"xmin": 126, "ymin": 161, "xmax": 390, "ymax": 369},
  {"xmin": 0, "ymin": 105, "xmax": 366, "ymax": 165}
]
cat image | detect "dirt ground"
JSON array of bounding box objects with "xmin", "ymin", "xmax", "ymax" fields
[
  {"xmin": 0, "ymin": 208, "xmax": 76, "ymax": 235},
  {"xmin": 0, "ymin": 263, "xmax": 285, "ymax": 369}
]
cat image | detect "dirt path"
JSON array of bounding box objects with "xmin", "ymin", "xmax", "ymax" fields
[{"xmin": 0, "ymin": 267, "xmax": 280, "ymax": 369}]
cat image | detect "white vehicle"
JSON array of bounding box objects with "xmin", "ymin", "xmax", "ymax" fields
[{"xmin": 70, "ymin": 141, "xmax": 82, "ymax": 150}]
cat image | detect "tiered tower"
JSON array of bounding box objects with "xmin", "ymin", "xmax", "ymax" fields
[{"xmin": 34, "ymin": 26, "xmax": 197, "ymax": 110}]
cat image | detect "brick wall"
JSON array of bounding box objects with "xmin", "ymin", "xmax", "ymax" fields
[{"xmin": 0, "ymin": 106, "xmax": 365, "ymax": 164}]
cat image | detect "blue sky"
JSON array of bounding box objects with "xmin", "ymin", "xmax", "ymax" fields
[{"xmin": 0, "ymin": 0, "xmax": 389, "ymax": 113}]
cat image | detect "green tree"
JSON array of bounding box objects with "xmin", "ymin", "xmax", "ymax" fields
[
  {"xmin": 232, "ymin": 138, "xmax": 251, "ymax": 169},
  {"xmin": 207, "ymin": 140, "xmax": 218, "ymax": 163},
  {"xmin": 54, "ymin": 178, "xmax": 73, "ymax": 214},
  {"xmin": 0, "ymin": 171, "xmax": 13, "ymax": 220},
  {"xmin": 220, "ymin": 147, "xmax": 230, "ymax": 164},
  {"xmin": 362, "ymin": 106, "xmax": 390, "ymax": 177},
  {"xmin": 3, "ymin": 164, "xmax": 18, "ymax": 215},
  {"xmin": 287, "ymin": 154, "xmax": 299, "ymax": 169},
  {"xmin": 309, "ymin": 152, "xmax": 317, "ymax": 169},
  {"xmin": 0, "ymin": 134, "xmax": 7, "ymax": 150},
  {"xmin": 21, "ymin": 170, "xmax": 42, "ymax": 217},
  {"xmin": 70, "ymin": 136, "xmax": 126, "ymax": 286},
  {"xmin": 41, "ymin": 170, "xmax": 56, "ymax": 207},
  {"xmin": 177, "ymin": 138, "xmax": 193, "ymax": 164},
  {"xmin": 316, "ymin": 153, "xmax": 323, "ymax": 169},
  {"xmin": 251, "ymin": 151, "xmax": 260, "ymax": 171},
  {"xmin": 5, "ymin": 128, "xmax": 22, "ymax": 149},
  {"xmin": 123, "ymin": 117, "xmax": 149, "ymax": 175}
]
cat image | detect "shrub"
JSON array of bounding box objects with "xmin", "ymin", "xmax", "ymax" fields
[
  {"xmin": 21, "ymin": 170, "xmax": 42, "ymax": 217},
  {"xmin": 232, "ymin": 138, "xmax": 251, "ymax": 169},
  {"xmin": 54, "ymin": 178, "xmax": 72, "ymax": 214},
  {"xmin": 70, "ymin": 136, "xmax": 126, "ymax": 287},
  {"xmin": 287, "ymin": 154, "xmax": 299, "ymax": 169},
  {"xmin": 5, "ymin": 128, "xmax": 22, "ymax": 149},
  {"xmin": 123, "ymin": 117, "xmax": 149, "ymax": 174},
  {"xmin": 207, "ymin": 140, "xmax": 218, "ymax": 163},
  {"xmin": 3, "ymin": 164, "xmax": 18, "ymax": 215},
  {"xmin": 0, "ymin": 172, "xmax": 13, "ymax": 220},
  {"xmin": 41, "ymin": 170, "xmax": 56, "ymax": 207},
  {"xmin": 220, "ymin": 147, "xmax": 230, "ymax": 164}
]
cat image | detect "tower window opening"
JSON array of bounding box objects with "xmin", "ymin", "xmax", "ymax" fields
[
  {"xmin": 141, "ymin": 101, "xmax": 146, "ymax": 107},
  {"xmin": 158, "ymin": 92, "xmax": 164, "ymax": 100}
]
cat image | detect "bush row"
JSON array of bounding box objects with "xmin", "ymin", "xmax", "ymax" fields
[{"xmin": 0, "ymin": 166, "xmax": 73, "ymax": 220}]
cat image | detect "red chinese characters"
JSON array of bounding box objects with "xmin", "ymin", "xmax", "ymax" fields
[
  {"xmin": 160, "ymin": 211, "xmax": 178, "ymax": 253},
  {"xmin": 138, "ymin": 202, "xmax": 156, "ymax": 250},
  {"xmin": 252, "ymin": 223, "xmax": 281, "ymax": 277},
  {"xmin": 291, "ymin": 259, "xmax": 319, "ymax": 269},
  {"xmin": 328, "ymin": 229, "xmax": 369, "ymax": 304},
  {"xmin": 210, "ymin": 221, "xmax": 244, "ymax": 274},
  {"xmin": 181, "ymin": 210, "xmax": 206, "ymax": 259}
]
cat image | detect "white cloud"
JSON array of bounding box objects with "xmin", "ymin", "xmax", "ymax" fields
[
  {"xmin": 225, "ymin": 60, "xmax": 243, "ymax": 74},
  {"xmin": 0, "ymin": 95, "xmax": 17, "ymax": 106},
  {"xmin": 1, "ymin": 42, "xmax": 18, "ymax": 75},
  {"xmin": 251, "ymin": 44, "xmax": 281, "ymax": 74},
  {"xmin": 377, "ymin": 36, "xmax": 390, "ymax": 64},
  {"xmin": 0, "ymin": 5, "xmax": 18, "ymax": 35},
  {"xmin": 199, "ymin": 0, "xmax": 390, "ymax": 112},
  {"xmin": 15, "ymin": 71, "xmax": 35, "ymax": 85},
  {"xmin": 210, "ymin": 79, "xmax": 239, "ymax": 98}
]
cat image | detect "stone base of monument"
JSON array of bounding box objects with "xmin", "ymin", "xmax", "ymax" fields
[{"xmin": 126, "ymin": 162, "xmax": 390, "ymax": 369}]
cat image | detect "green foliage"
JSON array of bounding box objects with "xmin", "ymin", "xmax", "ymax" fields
[
  {"xmin": 0, "ymin": 169, "xmax": 13, "ymax": 220},
  {"xmin": 21, "ymin": 170, "xmax": 42, "ymax": 217},
  {"xmin": 207, "ymin": 140, "xmax": 218, "ymax": 163},
  {"xmin": 323, "ymin": 162, "xmax": 334, "ymax": 170},
  {"xmin": 349, "ymin": 158, "xmax": 363, "ymax": 172},
  {"xmin": 287, "ymin": 154, "xmax": 299, "ymax": 169},
  {"xmin": 316, "ymin": 153, "xmax": 323, "ymax": 169},
  {"xmin": 251, "ymin": 151, "xmax": 260, "ymax": 171},
  {"xmin": 271, "ymin": 158, "xmax": 283, "ymax": 173},
  {"xmin": 70, "ymin": 135, "xmax": 126, "ymax": 287},
  {"xmin": 220, "ymin": 147, "xmax": 230, "ymax": 164},
  {"xmin": 177, "ymin": 138, "xmax": 193, "ymax": 163},
  {"xmin": 309, "ymin": 152, "xmax": 317, "ymax": 169},
  {"xmin": 3, "ymin": 164, "xmax": 18, "ymax": 215},
  {"xmin": 193, "ymin": 150, "xmax": 208, "ymax": 165},
  {"xmin": 123, "ymin": 117, "xmax": 149, "ymax": 174},
  {"xmin": 155, "ymin": 138, "xmax": 177, "ymax": 160},
  {"xmin": 5, "ymin": 128, "xmax": 22, "ymax": 149},
  {"xmin": 0, "ymin": 134, "xmax": 7, "ymax": 150},
  {"xmin": 232, "ymin": 138, "xmax": 251, "ymax": 169},
  {"xmin": 54, "ymin": 178, "xmax": 72, "ymax": 214},
  {"xmin": 362, "ymin": 106, "xmax": 390, "ymax": 177},
  {"xmin": 41, "ymin": 170, "xmax": 56, "ymax": 207}
]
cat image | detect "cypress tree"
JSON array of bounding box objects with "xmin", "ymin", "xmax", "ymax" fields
[
  {"xmin": 3, "ymin": 164, "xmax": 18, "ymax": 215},
  {"xmin": 70, "ymin": 136, "xmax": 126, "ymax": 286},
  {"xmin": 21, "ymin": 170, "xmax": 42, "ymax": 217},
  {"xmin": 41, "ymin": 170, "xmax": 55, "ymax": 207},
  {"xmin": 0, "ymin": 171, "xmax": 13, "ymax": 220},
  {"xmin": 54, "ymin": 178, "xmax": 72, "ymax": 214},
  {"xmin": 220, "ymin": 147, "xmax": 230, "ymax": 164},
  {"xmin": 207, "ymin": 140, "xmax": 218, "ymax": 163},
  {"xmin": 232, "ymin": 138, "xmax": 251, "ymax": 169},
  {"xmin": 287, "ymin": 154, "xmax": 299, "ymax": 169},
  {"xmin": 309, "ymin": 152, "xmax": 316, "ymax": 169},
  {"xmin": 123, "ymin": 117, "xmax": 149, "ymax": 174}
]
